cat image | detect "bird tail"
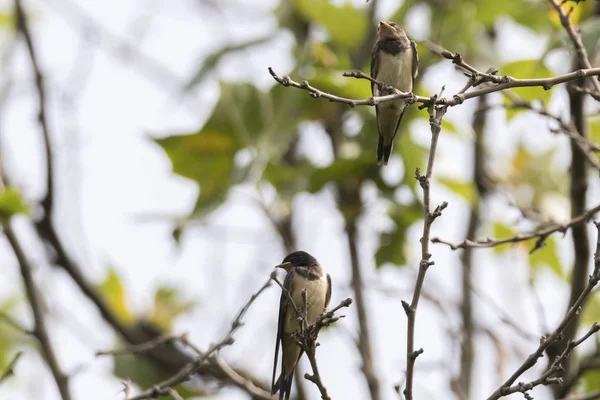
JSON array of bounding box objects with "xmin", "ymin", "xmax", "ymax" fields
[
  {"xmin": 272, "ymin": 372, "xmax": 294, "ymax": 400},
  {"xmin": 377, "ymin": 135, "xmax": 393, "ymax": 166}
]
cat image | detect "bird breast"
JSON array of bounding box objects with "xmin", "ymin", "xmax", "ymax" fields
[
  {"xmin": 284, "ymin": 275, "xmax": 329, "ymax": 333},
  {"xmin": 375, "ymin": 51, "xmax": 414, "ymax": 95}
]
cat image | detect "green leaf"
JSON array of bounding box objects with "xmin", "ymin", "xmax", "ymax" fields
[
  {"xmin": 0, "ymin": 187, "xmax": 29, "ymax": 223},
  {"xmin": 293, "ymin": 0, "xmax": 367, "ymax": 48},
  {"xmin": 310, "ymin": 69, "xmax": 372, "ymax": 100},
  {"xmin": 95, "ymin": 268, "xmax": 133, "ymax": 324},
  {"xmin": 589, "ymin": 115, "xmax": 600, "ymax": 145},
  {"xmin": 580, "ymin": 17, "xmax": 600, "ymax": 56},
  {"xmin": 376, "ymin": 203, "xmax": 422, "ymax": 268},
  {"xmin": 501, "ymin": 60, "xmax": 555, "ymax": 120},
  {"xmin": 113, "ymin": 352, "xmax": 208, "ymax": 398},
  {"xmin": 150, "ymin": 287, "xmax": 196, "ymax": 332},
  {"xmin": 474, "ymin": 0, "xmax": 548, "ymax": 30},
  {"xmin": 491, "ymin": 222, "xmax": 518, "ymax": 254},
  {"xmin": 154, "ymin": 130, "xmax": 239, "ymax": 219},
  {"xmin": 398, "ymin": 130, "xmax": 428, "ymax": 188},
  {"xmin": 0, "ymin": 12, "xmax": 13, "ymax": 30},
  {"xmin": 438, "ymin": 177, "xmax": 476, "ymax": 205},
  {"xmin": 308, "ymin": 154, "xmax": 374, "ymax": 193},
  {"xmin": 529, "ymin": 236, "xmax": 564, "ymax": 279},
  {"xmin": 581, "ymin": 367, "xmax": 600, "ymax": 394},
  {"xmin": 0, "ymin": 296, "xmax": 24, "ymax": 371},
  {"xmin": 582, "ymin": 292, "xmax": 600, "ymax": 327}
]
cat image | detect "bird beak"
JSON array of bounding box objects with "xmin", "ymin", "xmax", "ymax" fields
[
  {"xmin": 378, "ymin": 21, "xmax": 397, "ymax": 39},
  {"xmin": 274, "ymin": 261, "xmax": 292, "ymax": 273}
]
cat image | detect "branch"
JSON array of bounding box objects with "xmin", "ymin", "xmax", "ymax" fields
[
  {"xmin": 491, "ymin": 323, "xmax": 600, "ymax": 399},
  {"xmin": 432, "ymin": 203, "xmax": 600, "ymax": 251},
  {"xmin": 548, "ymin": 0, "xmax": 600, "ymax": 99},
  {"xmin": 484, "ymin": 96, "xmax": 600, "ymax": 169},
  {"xmin": 0, "ymin": 351, "xmax": 23, "ymax": 387},
  {"xmin": 15, "ymin": 0, "xmax": 54, "ymax": 217},
  {"xmin": 346, "ymin": 222, "xmax": 381, "ymax": 400},
  {"xmin": 268, "ymin": 66, "xmax": 600, "ymax": 109},
  {"xmin": 4, "ymin": 225, "xmax": 72, "ymax": 400},
  {"xmin": 455, "ymin": 94, "xmax": 490, "ymax": 399},
  {"xmin": 294, "ymin": 295, "xmax": 353, "ymax": 400},
  {"xmin": 402, "ymin": 95, "xmax": 449, "ymax": 400},
  {"xmin": 486, "ymin": 221, "xmax": 600, "ymax": 400},
  {"xmin": 0, "ymin": 311, "xmax": 32, "ymax": 335},
  {"xmin": 128, "ymin": 274, "xmax": 275, "ymax": 400}
]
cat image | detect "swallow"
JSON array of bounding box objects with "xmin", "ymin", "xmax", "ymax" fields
[
  {"xmin": 371, "ymin": 21, "xmax": 419, "ymax": 166},
  {"xmin": 271, "ymin": 251, "xmax": 332, "ymax": 400}
]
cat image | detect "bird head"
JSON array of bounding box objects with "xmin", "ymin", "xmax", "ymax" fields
[{"xmin": 377, "ymin": 21, "xmax": 407, "ymax": 41}]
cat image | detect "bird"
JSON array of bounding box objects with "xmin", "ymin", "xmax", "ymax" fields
[
  {"xmin": 371, "ymin": 21, "xmax": 419, "ymax": 166},
  {"xmin": 271, "ymin": 251, "xmax": 332, "ymax": 400}
]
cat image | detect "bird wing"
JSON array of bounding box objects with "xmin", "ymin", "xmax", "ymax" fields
[
  {"xmin": 411, "ymin": 40, "xmax": 419, "ymax": 80},
  {"xmin": 370, "ymin": 42, "xmax": 380, "ymax": 95},
  {"xmin": 325, "ymin": 273, "xmax": 332, "ymax": 309},
  {"xmin": 370, "ymin": 42, "xmax": 384, "ymax": 138},
  {"xmin": 272, "ymin": 268, "xmax": 296, "ymax": 394}
]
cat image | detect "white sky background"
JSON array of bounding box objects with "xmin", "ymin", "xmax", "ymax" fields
[{"xmin": 0, "ymin": 0, "xmax": 599, "ymax": 399}]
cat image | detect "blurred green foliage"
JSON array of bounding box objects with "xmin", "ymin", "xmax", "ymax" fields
[{"xmin": 0, "ymin": 187, "xmax": 29, "ymax": 224}]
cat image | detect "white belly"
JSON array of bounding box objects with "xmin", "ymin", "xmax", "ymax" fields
[
  {"xmin": 374, "ymin": 51, "xmax": 414, "ymax": 111},
  {"xmin": 284, "ymin": 275, "xmax": 329, "ymax": 333}
]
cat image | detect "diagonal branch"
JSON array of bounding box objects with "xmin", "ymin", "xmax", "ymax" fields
[
  {"xmin": 548, "ymin": 0, "xmax": 600, "ymax": 99},
  {"xmin": 128, "ymin": 274, "xmax": 275, "ymax": 400},
  {"xmin": 432, "ymin": 203, "xmax": 600, "ymax": 251},
  {"xmin": 4, "ymin": 225, "xmax": 72, "ymax": 400},
  {"xmin": 486, "ymin": 221, "xmax": 600, "ymax": 400},
  {"xmin": 15, "ymin": 0, "xmax": 54, "ymax": 216}
]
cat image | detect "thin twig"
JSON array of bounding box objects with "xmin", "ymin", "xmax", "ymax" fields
[
  {"xmin": 483, "ymin": 97, "xmax": 600, "ymax": 169},
  {"xmin": 128, "ymin": 274, "xmax": 274, "ymax": 400},
  {"xmin": 296, "ymin": 298, "xmax": 353, "ymax": 400},
  {"xmin": 5, "ymin": 225, "xmax": 72, "ymax": 400},
  {"xmin": 0, "ymin": 351, "xmax": 23, "ymax": 387},
  {"xmin": 492, "ymin": 323, "xmax": 600, "ymax": 398},
  {"xmin": 402, "ymin": 96, "xmax": 449, "ymax": 400},
  {"xmin": 15, "ymin": 0, "xmax": 53, "ymax": 215},
  {"xmin": 432, "ymin": 203, "xmax": 600, "ymax": 251},
  {"xmin": 268, "ymin": 66, "xmax": 600, "ymax": 109},
  {"xmin": 96, "ymin": 334, "xmax": 184, "ymax": 357},
  {"xmin": 486, "ymin": 221, "xmax": 600, "ymax": 399},
  {"xmin": 0, "ymin": 311, "xmax": 32, "ymax": 335},
  {"xmin": 548, "ymin": 0, "xmax": 600, "ymax": 99}
]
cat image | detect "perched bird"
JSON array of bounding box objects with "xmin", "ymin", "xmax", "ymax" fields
[
  {"xmin": 371, "ymin": 21, "xmax": 419, "ymax": 165},
  {"xmin": 271, "ymin": 251, "xmax": 332, "ymax": 400}
]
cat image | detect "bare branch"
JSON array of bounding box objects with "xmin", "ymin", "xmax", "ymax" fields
[
  {"xmin": 403, "ymin": 98, "xmax": 449, "ymax": 400},
  {"xmin": 15, "ymin": 0, "xmax": 54, "ymax": 215},
  {"xmin": 269, "ymin": 66, "xmax": 600, "ymax": 109},
  {"xmin": 492, "ymin": 323, "xmax": 600, "ymax": 398},
  {"xmin": 483, "ymin": 96, "xmax": 600, "ymax": 169},
  {"xmin": 486, "ymin": 221, "xmax": 600, "ymax": 399},
  {"xmin": 296, "ymin": 298, "xmax": 353, "ymax": 400},
  {"xmin": 128, "ymin": 275, "xmax": 274, "ymax": 400},
  {"xmin": 432, "ymin": 203, "xmax": 600, "ymax": 251},
  {"xmin": 4, "ymin": 225, "xmax": 72, "ymax": 400},
  {"xmin": 548, "ymin": 0, "xmax": 600, "ymax": 99},
  {"xmin": 0, "ymin": 311, "xmax": 32, "ymax": 335}
]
